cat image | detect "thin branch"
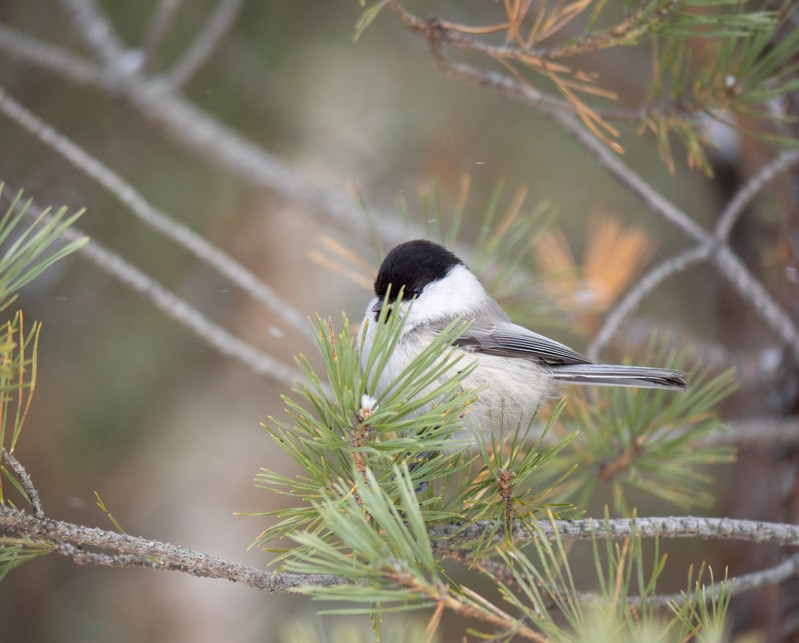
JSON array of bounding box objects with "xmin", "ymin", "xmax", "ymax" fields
[
  {"xmin": 393, "ymin": 568, "xmax": 546, "ymax": 642},
  {"xmin": 592, "ymin": 148, "xmax": 799, "ymax": 359},
  {"xmin": 704, "ymin": 418, "xmax": 799, "ymax": 448},
  {"xmin": 0, "ymin": 188, "xmax": 303, "ymax": 388},
  {"xmin": 715, "ymin": 150, "xmax": 799, "ymax": 241},
  {"xmin": 587, "ymin": 245, "xmax": 710, "ymax": 361},
  {"xmin": 0, "ymin": 85, "xmax": 315, "ymax": 345},
  {"xmin": 0, "ymin": 449, "xmax": 43, "ymax": 518},
  {"xmin": 0, "ymin": 505, "xmax": 342, "ymax": 592},
  {"xmin": 58, "ymin": 0, "xmax": 128, "ymax": 69},
  {"xmin": 141, "ymin": 0, "xmax": 185, "ymax": 73},
  {"xmin": 0, "ymin": 24, "xmax": 414, "ymax": 248},
  {"xmin": 4, "ymin": 504, "xmax": 799, "ymax": 599},
  {"xmin": 65, "ymin": 225, "xmax": 304, "ymax": 388},
  {"xmin": 120, "ymin": 81, "xmax": 413, "ymax": 245},
  {"xmin": 641, "ymin": 551, "xmax": 799, "ymax": 609},
  {"xmin": 430, "ymin": 516, "xmax": 799, "ymax": 550},
  {"xmin": 0, "ymin": 23, "xmax": 107, "ymax": 89},
  {"xmin": 167, "ymin": 0, "xmax": 245, "ymax": 88}
]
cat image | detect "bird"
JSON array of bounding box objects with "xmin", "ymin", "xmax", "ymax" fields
[{"xmin": 359, "ymin": 239, "xmax": 687, "ymax": 438}]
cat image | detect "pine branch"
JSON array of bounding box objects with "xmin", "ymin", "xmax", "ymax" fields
[
  {"xmin": 0, "ymin": 505, "xmax": 343, "ymax": 592},
  {"xmin": 0, "ymin": 22, "xmax": 417, "ymax": 247},
  {"xmin": 0, "ymin": 86, "xmax": 315, "ymax": 345},
  {"xmin": 0, "ymin": 449, "xmax": 42, "ymax": 518},
  {"xmin": 167, "ymin": 0, "xmax": 245, "ymax": 87},
  {"xmin": 705, "ymin": 418, "xmax": 799, "ymax": 448},
  {"xmin": 0, "ymin": 189, "xmax": 303, "ymax": 388},
  {"xmin": 430, "ymin": 516, "xmax": 799, "ymax": 550},
  {"xmin": 0, "ymin": 23, "xmax": 106, "ymax": 88},
  {"xmin": 141, "ymin": 0, "xmax": 185, "ymax": 72},
  {"xmin": 57, "ymin": 0, "xmax": 130, "ymax": 71}
]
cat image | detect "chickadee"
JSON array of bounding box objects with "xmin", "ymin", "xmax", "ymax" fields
[{"xmin": 360, "ymin": 239, "xmax": 686, "ymax": 437}]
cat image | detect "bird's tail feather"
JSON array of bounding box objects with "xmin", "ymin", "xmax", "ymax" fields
[{"xmin": 551, "ymin": 364, "xmax": 687, "ymax": 391}]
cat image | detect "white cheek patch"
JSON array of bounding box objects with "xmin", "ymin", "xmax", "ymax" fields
[{"xmin": 405, "ymin": 264, "xmax": 485, "ymax": 327}]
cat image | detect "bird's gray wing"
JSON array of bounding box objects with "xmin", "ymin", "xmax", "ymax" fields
[{"xmin": 455, "ymin": 322, "xmax": 590, "ymax": 366}]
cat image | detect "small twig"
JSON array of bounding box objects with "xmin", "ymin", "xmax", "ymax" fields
[
  {"xmin": 67, "ymin": 227, "xmax": 304, "ymax": 388},
  {"xmin": 0, "ymin": 448, "xmax": 43, "ymax": 518},
  {"xmin": 0, "ymin": 23, "xmax": 107, "ymax": 89},
  {"xmin": 141, "ymin": 0, "xmax": 185, "ymax": 73},
  {"xmin": 393, "ymin": 568, "xmax": 547, "ymax": 642},
  {"xmin": 596, "ymin": 439, "xmax": 643, "ymax": 482},
  {"xmin": 704, "ymin": 418, "xmax": 799, "ymax": 448},
  {"xmin": 167, "ymin": 0, "xmax": 246, "ymax": 87},
  {"xmin": 0, "ymin": 505, "xmax": 343, "ymax": 592},
  {"xmin": 4, "ymin": 503, "xmax": 799, "ymax": 606},
  {"xmin": 715, "ymin": 150, "xmax": 799, "ymax": 241},
  {"xmin": 588, "ymin": 245, "xmax": 710, "ymax": 360},
  {"xmin": 592, "ymin": 149, "xmax": 799, "ymax": 359},
  {"xmin": 430, "ymin": 516, "xmax": 799, "ymax": 550},
  {"xmin": 0, "ymin": 85, "xmax": 315, "ymax": 345},
  {"xmin": 0, "ymin": 23, "xmax": 416, "ymax": 248},
  {"xmin": 0, "ymin": 188, "xmax": 303, "ymax": 389},
  {"xmin": 58, "ymin": 0, "xmax": 128, "ymax": 68},
  {"xmin": 640, "ymin": 551, "xmax": 799, "ymax": 609}
]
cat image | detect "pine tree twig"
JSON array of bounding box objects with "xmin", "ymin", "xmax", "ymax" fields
[
  {"xmin": 167, "ymin": 0, "xmax": 245, "ymax": 88},
  {"xmin": 553, "ymin": 108, "xmax": 799, "ymax": 360},
  {"xmin": 0, "ymin": 187, "xmax": 304, "ymax": 389},
  {"xmin": 4, "ymin": 503, "xmax": 799, "ymax": 601},
  {"xmin": 640, "ymin": 551, "xmax": 799, "ymax": 609},
  {"xmin": 0, "ymin": 23, "xmax": 106, "ymax": 88},
  {"xmin": 705, "ymin": 418, "xmax": 799, "ymax": 448},
  {"xmin": 58, "ymin": 0, "xmax": 128, "ymax": 69},
  {"xmin": 0, "ymin": 449, "xmax": 43, "ymax": 518},
  {"xmin": 66, "ymin": 225, "xmax": 304, "ymax": 388},
  {"xmin": 386, "ymin": 0, "xmax": 678, "ymax": 64},
  {"xmin": 0, "ymin": 505, "xmax": 343, "ymax": 591},
  {"xmin": 430, "ymin": 516, "xmax": 799, "ymax": 550},
  {"xmin": 0, "ymin": 23, "xmax": 416, "ymax": 247},
  {"xmin": 715, "ymin": 150, "xmax": 799, "ymax": 241},
  {"xmin": 394, "ymin": 568, "xmax": 547, "ymax": 642},
  {"xmin": 570, "ymin": 114, "xmax": 798, "ymax": 360},
  {"xmin": 0, "ymin": 85, "xmax": 315, "ymax": 345},
  {"xmin": 587, "ymin": 245, "xmax": 710, "ymax": 361},
  {"xmin": 141, "ymin": 0, "xmax": 185, "ymax": 73}
]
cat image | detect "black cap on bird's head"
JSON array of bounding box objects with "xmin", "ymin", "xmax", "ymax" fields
[{"xmin": 372, "ymin": 240, "xmax": 463, "ymax": 318}]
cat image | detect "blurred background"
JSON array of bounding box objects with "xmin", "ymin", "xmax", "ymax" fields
[{"xmin": 0, "ymin": 1, "xmax": 797, "ymax": 641}]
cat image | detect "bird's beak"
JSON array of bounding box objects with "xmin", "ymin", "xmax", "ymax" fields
[{"xmin": 372, "ymin": 299, "xmax": 394, "ymax": 322}]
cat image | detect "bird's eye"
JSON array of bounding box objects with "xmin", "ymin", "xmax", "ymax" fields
[{"xmin": 409, "ymin": 289, "xmax": 420, "ymax": 299}]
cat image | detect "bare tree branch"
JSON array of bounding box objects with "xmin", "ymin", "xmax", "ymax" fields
[
  {"xmin": 705, "ymin": 418, "xmax": 799, "ymax": 448},
  {"xmin": 0, "ymin": 449, "xmax": 43, "ymax": 518},
  {"xmin": 0, "ymin": 505, "xmax": 342, "ymax": 592},
  {"xmin": 430, "ymin": 516, "xmax": 799, "ymax": 549},
  {"xmin": 0, "ymin": 23, "xmax": 414, "ymax": 248},
  {"xmin": 0, "ymin": 85, "xmax": 315, "ymax": 344},
  {"xmin": 588, "ymin": 245, "xmax": 710, "ymax": 361},
  {"xmin": 0, "ymin": 188, "xmax": 304, "ymax": 388},
  {"xmin": 167, "ymin": 0, "xmax": 245, "ymax": 88},
  {"xmin": 716, "ymin": 150, "xmax": 799, "ymax": 241},
  {"xmin": 65, "ymin": 225, "xmax": 303, "ymax": 388},
  {"xmin": 642, "ymin": 552, "xmax": 799, "ymax": 609},
  {"xmin": 0, "ymin": 23, "xmax": 107, "ymax": 88},
  {"xmin": 141, "ymin": 0, "xmax": 185, "ymax": 73},
  {"xmin": 58, "ymin": 0, "xmax": 128, "ymax": 69},
  {"xmin": 4, "ymin": 503, "xmax": 799, "ymax": 598}
]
